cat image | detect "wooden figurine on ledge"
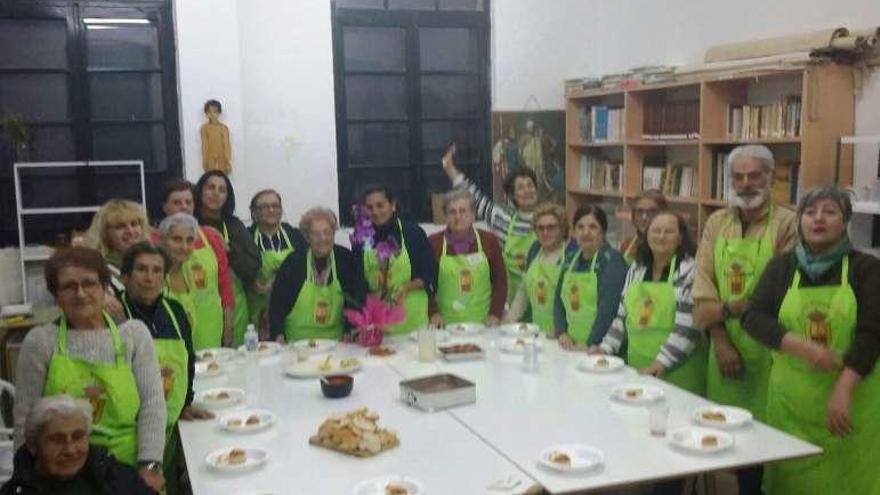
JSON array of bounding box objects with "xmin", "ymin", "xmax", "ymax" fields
[{"xmin": 200, "ymin": 99, "xmax": 232, "ymax": 175}]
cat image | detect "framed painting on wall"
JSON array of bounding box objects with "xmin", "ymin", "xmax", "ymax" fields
[{"xmin": 490, "ymin": 111, "xmax": 565, "ymax": 205}]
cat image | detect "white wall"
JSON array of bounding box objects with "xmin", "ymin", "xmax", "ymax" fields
[{"xmin": 174, "ymin": 0, "xmax": 337, "ymax": 221}]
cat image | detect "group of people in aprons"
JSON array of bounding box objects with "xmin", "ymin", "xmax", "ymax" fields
[{"xmin": 9, "ymin": 142, "xmax": 879, "ymax": 495}]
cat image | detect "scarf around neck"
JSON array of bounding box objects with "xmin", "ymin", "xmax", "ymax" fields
[{"xmin": 795, "ymin": 235, "xmax": 851, "ymax": 281}]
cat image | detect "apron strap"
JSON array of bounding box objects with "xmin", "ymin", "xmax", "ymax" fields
[
  {"xmin": 666, "ymin": 255, "xmax": 678, "ymax": 284},
  {"xmin": 161, "ymin": 298, "xmax": 184, "ymax": 340},
  {"xmin": 221, "ymin": 222, "xmax": 230, "ymax": 244},
  {"xmin": 506, "ymin": 212, "xmax": 519, "ymax": 241},
  {"xmin": 396, "ymin": 219, "xmax": 407, "ymax": 252}
]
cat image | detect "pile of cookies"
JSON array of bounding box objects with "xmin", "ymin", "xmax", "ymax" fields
[{"xmin": 309, "ymin": 408, "xmax": 399, "ymax": 457}]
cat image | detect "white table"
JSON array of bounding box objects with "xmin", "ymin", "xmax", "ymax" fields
[{"xmin": 180, "ymin": 333, "xmax": 821, "ymax": 494}]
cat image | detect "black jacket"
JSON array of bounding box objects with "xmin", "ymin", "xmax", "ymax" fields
[{"xmin": 1, "ymin": 445, "xmax": 155, "ymax": 495}]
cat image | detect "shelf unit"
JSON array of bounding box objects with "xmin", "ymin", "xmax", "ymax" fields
[
  {"xmin": 565, "ymin": 63, "xmax": 855, "ymax": 240},
  {"xmin": 14, "ymin": 161, "xmax": 145, "ymax": 303}
]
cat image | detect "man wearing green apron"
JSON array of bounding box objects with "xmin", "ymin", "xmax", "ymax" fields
[
  {"xmin": 119, "ymin": 241, "xmax": 215, "ymax": 493},
  {"xmin": 693, "ymin": 145, "xmax": 797, "ymax": 494},
  {"xmin": 441, "ymin": 144, "xmax": 538, "ymax": 305}
]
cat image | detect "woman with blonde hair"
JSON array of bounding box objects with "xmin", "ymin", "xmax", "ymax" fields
[{"xmin": 83, "ymin": 199, "xmax": 150, "ymax": 295}]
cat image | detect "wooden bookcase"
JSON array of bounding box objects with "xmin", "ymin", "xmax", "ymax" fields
[{"xmin": 564, "ymin": 63, "xmax": 854, "ymax": 242}]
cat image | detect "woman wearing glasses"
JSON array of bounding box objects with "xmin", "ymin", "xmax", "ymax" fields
[
  {"xmin": 620, "ymin": 190, "xmax": 668, "ymax": 265},
  {"xmin": 247, "ymin": 189, "xmax": 306, "ymax": 335}
]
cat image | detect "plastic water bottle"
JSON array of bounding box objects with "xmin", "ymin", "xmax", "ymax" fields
[
  {"xmin": 244, "ymin": 324, "xmax": 258, "ymax": 352},
  {"xmin": 522, "ymin": 339, "xmax": 539, "ymax": 372}
]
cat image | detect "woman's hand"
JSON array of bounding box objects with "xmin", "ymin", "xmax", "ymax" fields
[
  {"xmin": 558, "ymin": 333, "xmax": 574, "ymax": 350},
  {"xmin": 639, "ymin": 361, "xmax": 666, "ymax": 377},
  {"xmin": 138, "ymin": 468, "xmax": 165, "ymax": 493},
  {"xmin": 441, "ymin": 144, "xmax": 460, "ymax": 181},
  {"xmin": 587, "ymin": 345, "xmax": 605, "ymax": 355},
  {"xmin": 429, "ymin": 313, "xmax": 444, "ymax": 328},
  {"xmin": 180, "ymin": 405, "xmax": 215, "ymax": 421},
  {"xmin": 827, "ymin": 368, "xmax": 861, "ymax": 437},
  {"xmin": 713, "ymin": 336, "xmax": 744, "ymax": 379},
  {"xmin": 254, "ymin": 278, "xmax": 273, "ymax": 295},
  {"xmin": 805, "ymin": 343, "xmax": 842, "ymax": 372},
  {"xmin": 393, "ymin": 285, "xmax": 409, "ymax": 307}
]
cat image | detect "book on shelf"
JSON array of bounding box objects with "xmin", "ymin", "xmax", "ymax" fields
[
  {"xmin": 642, "ymin": 101, "xmax": 700, "ymax": 140},
  {"xmin": 771, "ymin": 161, "xmax": 800, "ymax": 205},
  {"xmin": 656, "ymin": 162, "xmax": 697, "ymax": 198},
  {"xmin": 713, "ymin": 151, "xmax": 731, "ymax": 201},
  {"xmin": 579, "ymin": 154, "xmax": 623, "ymax": 192},
  {"xmin": 726, "ymin": 95, "xmax": 801, "ymax": 140},
  {"xmin": 642, "ymin": 158, "xmax": 666, "ymax": 191},
  {"xmin": 579, "ymin": 105, "xmax": 624, "ymax": 143}
]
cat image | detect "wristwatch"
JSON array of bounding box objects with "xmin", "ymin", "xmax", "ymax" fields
[{"xmin": 139, "ymin": 460, "xmax": 162, "ymax": 473}]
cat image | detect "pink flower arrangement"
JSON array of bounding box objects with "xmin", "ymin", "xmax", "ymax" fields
[{"xmin": 344, "ymin": 295, "xmax": 405, "ymax": 347}]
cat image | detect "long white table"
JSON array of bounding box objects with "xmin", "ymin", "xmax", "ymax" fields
[{"xmin": 180, "ymin": 333, "xmax": 820, "ymax": 494}]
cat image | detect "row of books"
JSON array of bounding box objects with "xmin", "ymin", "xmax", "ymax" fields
[
  {"xmin": 642, "ymin": 101, "xmax": 700, "ymax": 140},
  {"xmin": 579, "ymin": 155, "xmax": 623, "ymax": 192},
  {"xmin": 642, "ymin": 160, "xmax": 697, "ymax": 197},
  {"xmin": 727, "ymin": 96, "xmax": 801, "ymax": 140},
  {"xmin": 712, "ymin": 152, "xmax": 799, "ymax": 204},
  {"xmin": 577, "ymin": 106, "xmax": 625, "ymax": 142}
]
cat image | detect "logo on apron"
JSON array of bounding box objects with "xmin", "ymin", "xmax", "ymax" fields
[
  {"xmin": 192, "ymin": 262, "xmax": 207, "ymax": 289},
  {"xmin": 84, "ymin": 383, "xmax": 106, "ymax": 424},
  {"xmin": 806, "ymin": 308, "xmax": 831, "ymax": 347},
  {"xmin": 515, "ymin": 252, "xmax": 527, "ymax": 271},
  {"xmin": 569, "ymin": 285, "xmax": 580, "ymax": 311},
  {"xmin": 536, "ymin": 280, "xmax": 547, "ymax": 305},
  {"xmin": 639, "ymin": 297, "xmax": 654, "ymax": 326},
  {"xmin": 314, "ymin": 300, "xmax": 330, "ymax": 324},
  {"xmin": 726, "ymin": 259, "xmax": 753, "ymax": 296},
  {"xmin": 161, "ymin": 365, "xmax": 175, "ymax": 400},
  {"xmin": 460, "ymin": 269, "xmax": 473, "ymax": 293}
]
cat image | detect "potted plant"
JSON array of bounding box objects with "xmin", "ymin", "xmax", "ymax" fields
[{"xmin": 1, "ymin": 111, "xmax": 32, "ymax": 162}]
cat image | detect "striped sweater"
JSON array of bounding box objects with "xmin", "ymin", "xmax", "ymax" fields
[
  {"xmin": 600, "ymin": 256, "xmax": 701, "ymax": 368},
  {"xmin": 452, "ymin": 173, "xmax": 533, "ymax": 247}
]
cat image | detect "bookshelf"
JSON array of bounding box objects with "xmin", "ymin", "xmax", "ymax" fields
[{"xmin": 565, "ymin": 63, "xmax": 855, "ymax": 239}]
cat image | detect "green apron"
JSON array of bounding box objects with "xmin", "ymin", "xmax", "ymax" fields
[
  {"xmin": 502, "ymin": 212, "xmax": 537, "ymax": 304},
  {"xmin": 436, "ymin": 230, "xmax": 492, "ymax": 324},
  {"xmin": 120, "ymin": 295, "xmax": 188, "ymax": 429},
  {"xmin": 168, "ymin": 229, "xmax": 224, "ymax": 351},
  {"xmin": 621, "ymin": 238, "xmax": 638, "ymax": 266},
  {"xmin": 707, "ymin": 208, "xmax": 775, "ymax": 418},
  {"xmin": 248, "ymin": 227, "xmax": 295, "ymax": 330},
  {"xmin": 363, "ymin": 219, "xmax": 428, "ymax": 335},
  {"xmin": 222, "ymin": 222, "xmax": 251, "ymax": 346},
  {"xmin": 560, "ymin": 250, "xmax": 599, "ymax": 344},
  {"xmin": 43, "ymin": 314, "xmax": 141, "ymax": 466},
  {"xmin": 523, "ymin": 246, "xmax": 563, "ymax": 335},
  {"xmin": 623, "ymin": 258, "xmax": 707, "ymax": 395},
  {"xmin": 765, "ymin": 256, "xmax": 880, "ymax": 495},
  {"xmin": 283, "ymin": 249, "xmax": 345, "ymax": 341}
]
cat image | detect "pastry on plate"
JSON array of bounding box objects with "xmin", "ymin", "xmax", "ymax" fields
[
  {"xmin": 549, "ymin": 450, "xmax": 571, "ymax": 466},
  {"xmin": 385, "ymin": 483, "xmax": 409, "ymax": 495},
  {"xmin": 701, "ymin": 410, "xmax": 727, "ymax": 423},
  {"xmin": 624, "ymin": 388, "xmax": 643, "ymax": 398},
  {"xmin": 223, "ymin": 448, "xmax": 247, "ymax": 465},
  {"xmin": 701, "ymin": 435, "xmax": 719, "ymax": 448}
]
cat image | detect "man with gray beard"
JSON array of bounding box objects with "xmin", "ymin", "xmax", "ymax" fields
[{"xmin": 692, "ymin": 145, "xmax": 798, "ymax": 495}]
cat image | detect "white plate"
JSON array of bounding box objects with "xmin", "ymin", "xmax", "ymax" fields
[
  {"xmin": 194, "ymin": 360, "xmax": 223, "ymax": 378},
  {"xmin": 237, "ymin": 342, "xmax": 282, "ymax": 357},
  {"xmin": 499, "ymin": 337, "xmax": 542, "ymax": 354},
  {"xmin": 577, "ymin": 355, "xmax": 625, "ymax": 373},
  {"xmin": 446, "ymin": 322, "xmax": 485, "ymax": 335},
  {"xmin": 538, "ymin": 444, "xmax": 604, "ymax": 473},
  {"xmin": 668, "ymin": 427, "xmax": 734, "ymax": 455},
  {"xmin": 196, "ymin": 387, "xmax": 246, "ymax": 409},
  {"xmin": 196, "ymin": 348, "xmax": 237, "ymax": 363},
  {"xmin": 408, "ymin": 329, "xmax": 450, "ymax": 343},
  {"xmin": 352, "ymin": 475, "xmax": 426, "ymax": 495},
  {"xmin": 611, "ymin": 384, "xmax": 665, "ymax": 405},
  {"xmin": 693, "ymin": 405, "xmax": 753, "ymax": 429},
  {"xmin": 219, "ymin": 410, "xmax": 277, "ymax": 434},
  {"xmin": 498, "ymin": 322, "xmax": 541, "ymax": 338},
  {"xmin": 290, "ymin": 338, "xmax": 337, "ymax": 354},
  {"xmin": 284, "ymin": 357, "xmax": 361, "ymax": 378},
  {"xmin": 205, "ymin": 447, "xmax": 268, "ymax": 472}
]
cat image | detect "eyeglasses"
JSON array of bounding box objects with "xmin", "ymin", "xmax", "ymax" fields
[
  {"xmin": 634, "ymin": 208, "xmax": 658, "ymax": 218},
  {"xmin": 535, "ymin": 223, "xmax": 560, "ymax": 231},
  {"xmin": 255, "ymin": 204, "xmax": 282, "ymax": 212},
  {"xmin": 58, "ymin": 279, "xmax": 102, "ymax": 296}
]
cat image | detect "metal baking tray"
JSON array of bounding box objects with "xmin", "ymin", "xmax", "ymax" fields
[
  {"xmin": 400, "ymin": 373, "xmax": 476, "ymax": 412},
  {"xmin": 437, "ymin": 343, "xmax": 485, "ymax": 361}
]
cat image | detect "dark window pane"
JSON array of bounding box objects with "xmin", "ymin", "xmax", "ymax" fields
[
  {"xmin": 0, "ymin": 74, "xmax": 69, "ymax": 121},
  {"xmin": 421, "ymin": 74, "xmax": 479, "ymax": 118},
  {"xmin": 89, "ymin": 73, "xmax": 163, "ymax": 120},
  {"xmin": 345, "ymin": 75, "xmax": 407, "ymax": 119},
  {"xmin": 30, "ymin": 127, "xmax": 75, "ymax": 162},
  {"xmin": 345, "ymin": 168, "xmax": 415, "ymax": 213},
  {"xmin": 388, "ymin": 0, "xmax": 435, "ymax": 10},
  {"xmin": 422, "ymin": 120, "xmax": 481, "ymax": 164},
  {"xmin": 439, "ymin": 0, "xmax": 482, "ymax": 10},
  {"xmin": 335, "ymin": 0, "xmax": 384, "ymax": 9},
  {"xmin": 420, "ymin": 28, "xmax": 477, "ymax": 71},
  {"xmin": 92, "ymin": 125, "xmax": 167, "ymax": 171},
  {"xmin": 343, "ymin": 27, "xmax": 406, "ymax": 71},
  {"xmin": 17, "ymin": 164, "xmax": 142, "ymax": 209},
  {"xmin": 0, "ymin": 19, "xmax": 68, "ymax": 69},
  {"xmin": 347, "ymin": 122, "xmax": 409, "ymax": 167},
  {"xmin": 86, "ymin": 24, "xmax": 160, "ymax": 70}
]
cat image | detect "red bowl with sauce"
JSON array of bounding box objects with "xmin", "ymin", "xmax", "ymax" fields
[{"xmin": 320, "ymin": 374, "xmax": 353, "ymax": 398}]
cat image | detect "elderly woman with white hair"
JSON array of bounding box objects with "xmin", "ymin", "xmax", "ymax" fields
[
  {"xmin": 742, "ymin": 186, "xmax": 880, "ymax": 495},
  {"xmin": 3, "ymin": 395, "xmax": 155, "ymax": 494},
  {"xmin": 159, "ymin": 212, "xmax": 230, "ymax": 349},
  {"xmin": 268, "ymin": 207, "xmax": 368, "ymax": 342}
]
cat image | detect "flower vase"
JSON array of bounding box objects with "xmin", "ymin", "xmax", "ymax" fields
[{"xmin": 358, "ymin": 323, "xmax": 384, "ymax": 347}]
